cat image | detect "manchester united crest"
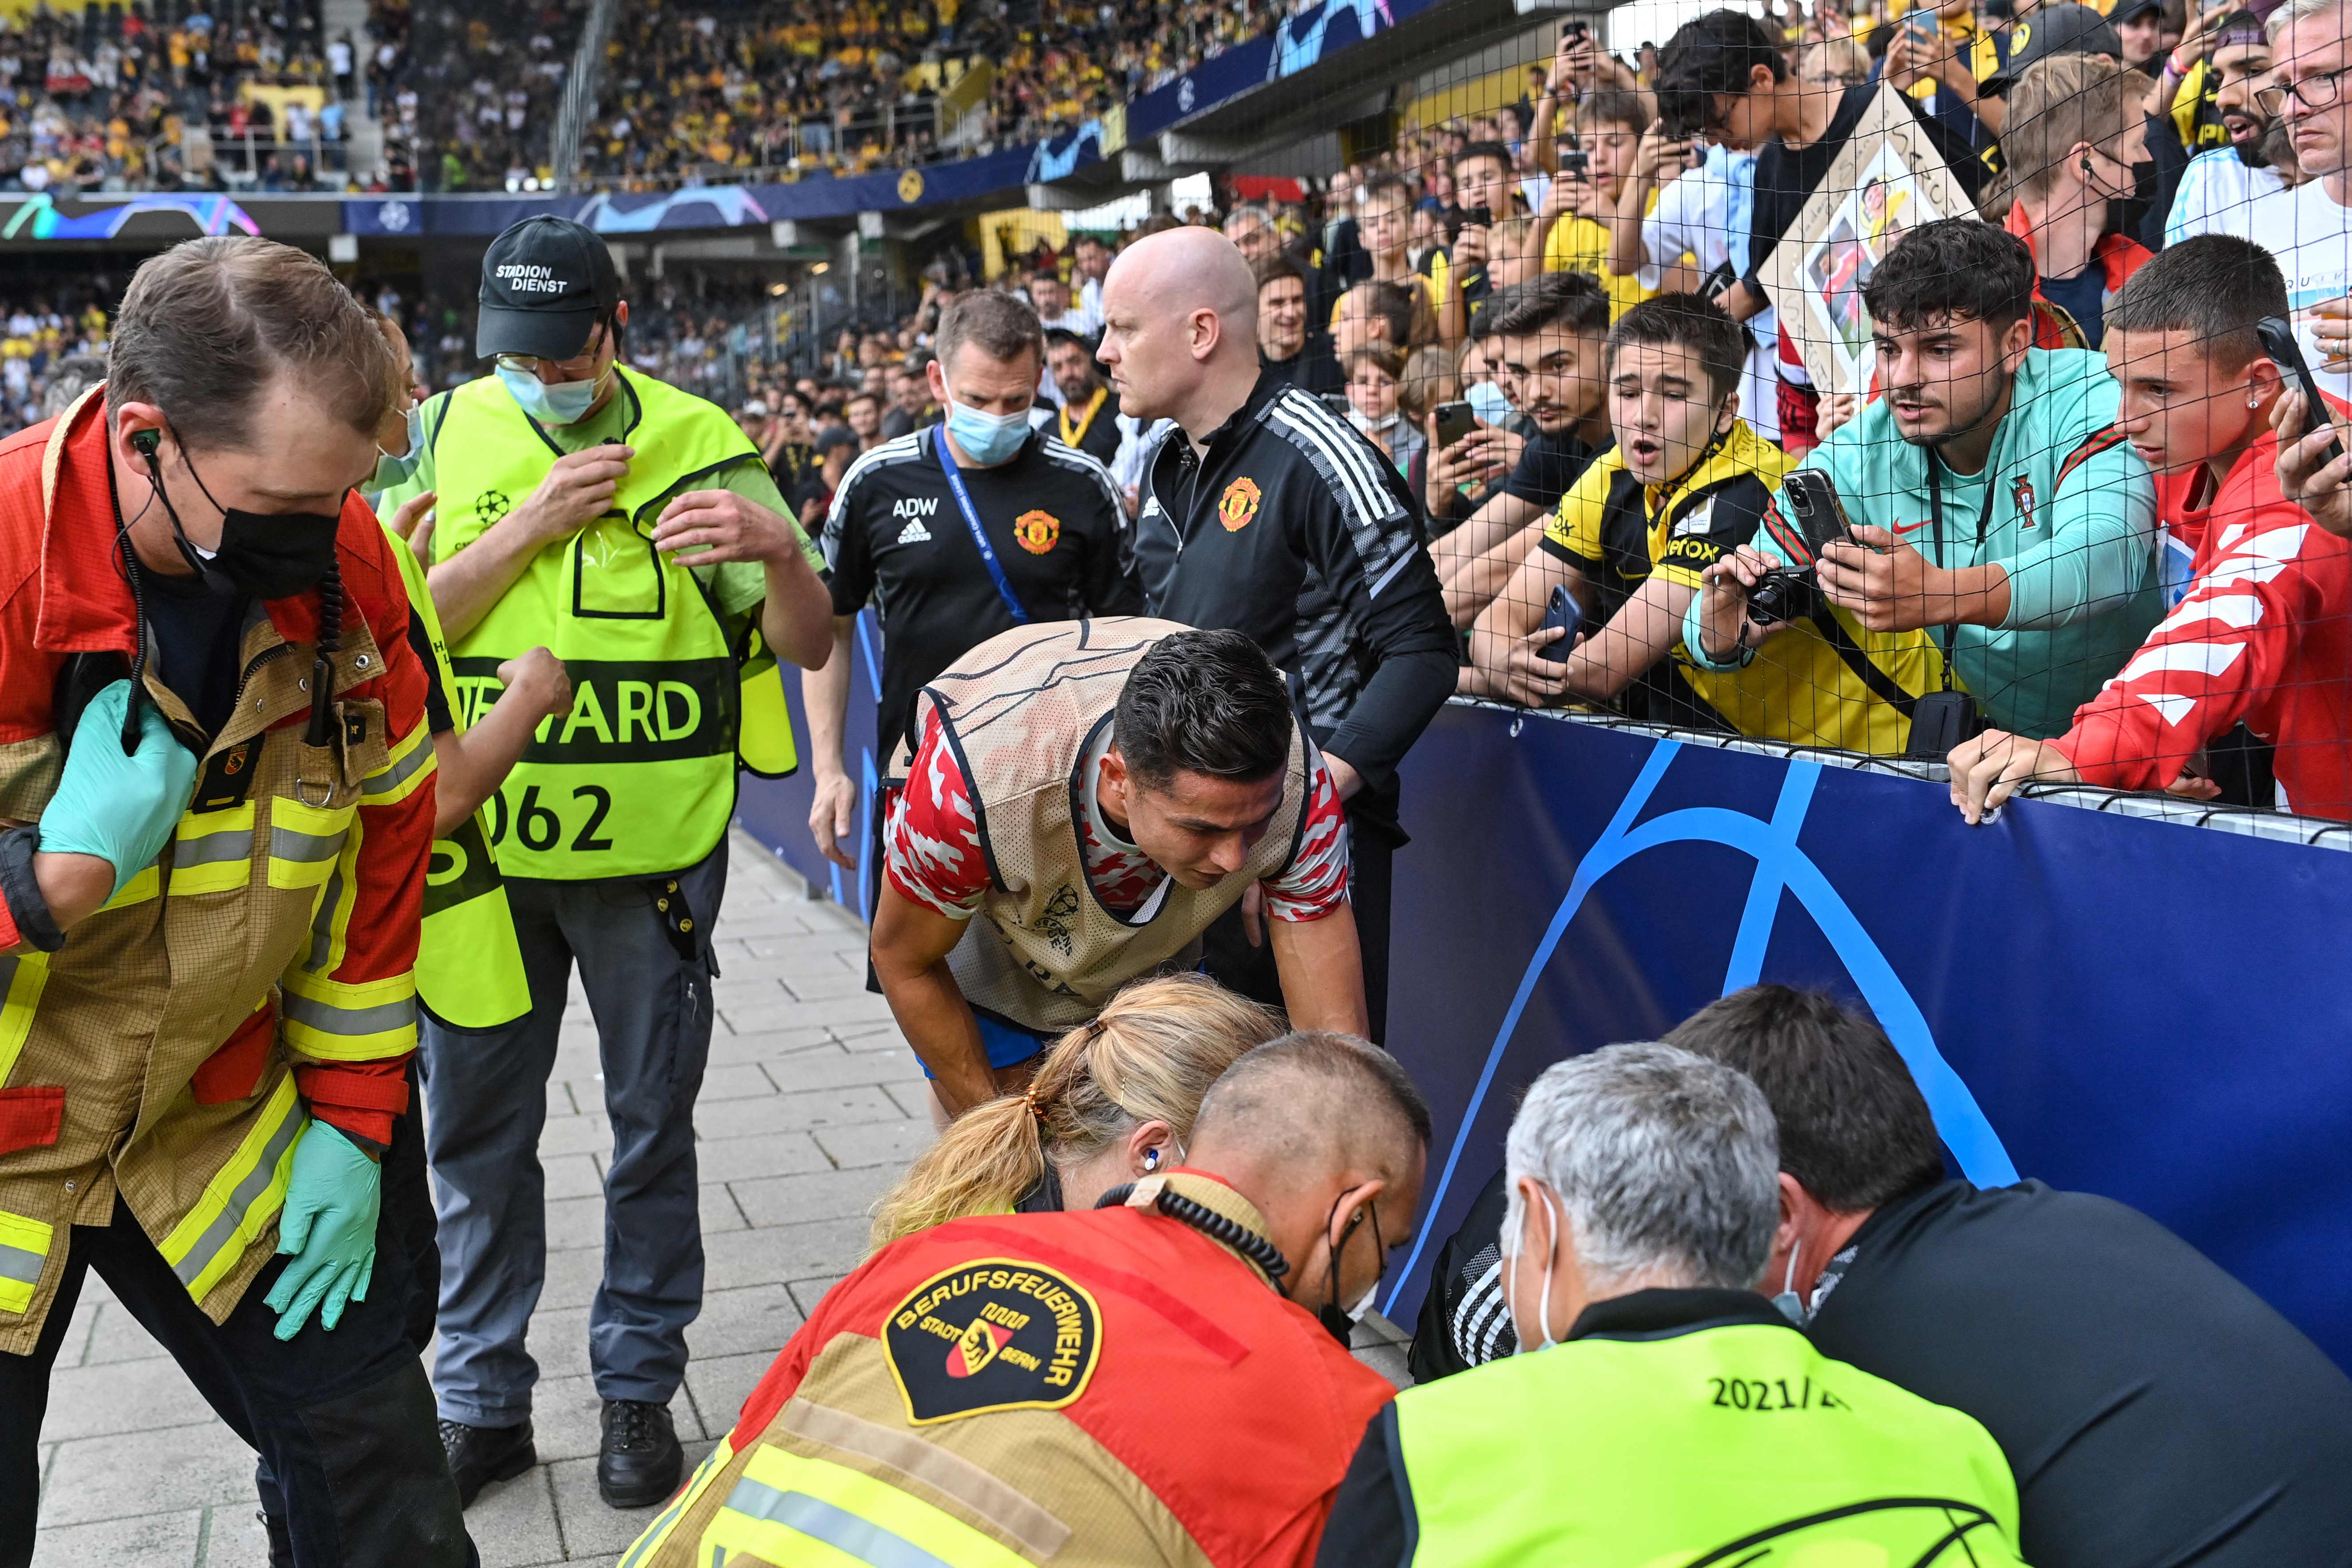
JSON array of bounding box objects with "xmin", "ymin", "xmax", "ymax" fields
[
  {"xmin": 1013, "ymin": 509, "xmax": 1061, "ymax": 555},
  {"xmin": 883, "ymin": 1259, "xmax": 1102, "ymax": 1425},
  {"xmin": 1218, "ymin": 476, "xmax": 1261, "ymax": 532}
]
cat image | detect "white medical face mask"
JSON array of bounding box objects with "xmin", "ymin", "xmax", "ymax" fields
[{"xmin": 1504, "ymin": 1184, "xmax": 1564, "ymax": 1353}]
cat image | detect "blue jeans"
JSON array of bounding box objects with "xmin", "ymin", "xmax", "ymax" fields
[{"xmin": 418, "ymin": 844, "xmax": 726, "ymax": 1424}]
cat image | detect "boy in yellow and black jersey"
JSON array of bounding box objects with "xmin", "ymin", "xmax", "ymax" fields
[{"xmin": 1469, "ymin": 293, "xmax": 1943, "ymax": 753}]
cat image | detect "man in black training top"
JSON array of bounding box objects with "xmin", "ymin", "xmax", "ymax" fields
[
  {"xmin": 807, "ymin": 289, "xmax": 1141, "ymax": 871},
  {"xmin": 1101, "ymin": 225, "xmax": 1457, "ymax": 1045}
]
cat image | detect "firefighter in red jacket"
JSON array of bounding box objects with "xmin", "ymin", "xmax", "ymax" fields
[
  {"xmin": 0, "ymin": 240, "xmax": 468, "ymax": 1568},
  {"xmin": 1952, "ymin": 237, "xmax": 2352, "ymax": 822},
  {"xmin": 626, "ymin": 1031, "xmax": 1429, "ymax": 1568}
]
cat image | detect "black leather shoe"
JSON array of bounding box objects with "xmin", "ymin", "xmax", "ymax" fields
[
  {"xmin": 259, "ymin": 1511, "xmax": 293, "ymax": 1568},
  {"xmin": 598, "ymin": 1399, "xmax": 683, "ymax": 1509},
  {"xmin": 439, "ymin": 1417, "xmax": 536, "ymax": 1509}
]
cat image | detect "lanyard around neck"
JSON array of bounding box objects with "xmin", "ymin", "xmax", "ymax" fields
[
  {"xmin": 1059, "ymin": 387, "xmax": 1107, "ymax": 449},
  {"xmin": 934, "ymin": 432, "xmax": 1030, "ymax": 626},
  {"xmin": 1923, "ymin": 450, "xmax": 1998, "ymax": 688}
]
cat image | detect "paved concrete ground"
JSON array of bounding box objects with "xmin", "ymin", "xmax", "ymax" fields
[
  {"xmin": 32, "ymin": 832, "xmax": 931, "ymax": 1568},
  {"xmin": 30, "ymin": 830, "xmax": 1411, "ymax": 1568}
]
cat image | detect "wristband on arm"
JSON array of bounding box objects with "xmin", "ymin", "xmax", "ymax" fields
[{"xmin": 0, "ymin": 826, "xmax": 66, "ymax": 953}]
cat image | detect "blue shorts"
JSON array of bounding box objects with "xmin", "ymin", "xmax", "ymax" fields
[{"xmin": 919, "ymin": 1013, "xmax": 1054, "ymax": 1078}]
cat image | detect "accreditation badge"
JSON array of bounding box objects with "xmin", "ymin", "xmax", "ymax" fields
[{"xmin": 883, "ymin": 1259, "xmax": 1103, "ymax": 1425}]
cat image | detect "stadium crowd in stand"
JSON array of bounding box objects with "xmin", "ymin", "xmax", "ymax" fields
[
  {"xmin": 4, "ymin": 0, "xmax": 2350, "ymax": 821},
  {"xmin": 5, "ymin": 3, "xmax": 2352, "ymax": 1559},
  {"xmin": 0, "ymin": 0, "xmax": 356, "ymax": 192},
  {"xmin": 700, "ymin": 0, "xmax": 2352, "ymax": 830},
  {"xmin": 370, "ymin": 0, "xmax": 579, "ymax": 192},
  {"xmin": 0, "ymin": 279, "xmax": 111, "ymax": 426},
  {"xmin": 576, "ymin": 0, "xmax": 945, "ymax": 186},
  {"xmin": 418, "ymin": 0, "xmax": 1293, "ymax": 190}
]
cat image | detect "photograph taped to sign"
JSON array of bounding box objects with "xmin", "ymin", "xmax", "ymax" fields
[
  {"xmin": 1767, "ymin": 84, "xmax": 1973, "ymax": 397},
  {"xmin": 883, "ymin": 1257, "xmax": 1103, "ymax": 1425}
]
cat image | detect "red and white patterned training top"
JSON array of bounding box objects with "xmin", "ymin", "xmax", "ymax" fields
[{"xmin": 884, "ymin": 707, "xmax": 1351, "ymax": 923}]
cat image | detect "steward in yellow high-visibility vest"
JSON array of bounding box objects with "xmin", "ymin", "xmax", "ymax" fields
[
  {"xmin": 1315, "ymin": 1042, "xmax": 2030, "ymax": 1568},
  {"xmin": 379, "ymin": 518, "xmax": 533, "ymax": 1030},
  {"xmin": 374, "ymin": 216, "xmax": 833, "ymax": 1515}
]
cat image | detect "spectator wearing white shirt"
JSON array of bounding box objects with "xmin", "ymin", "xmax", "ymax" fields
[
  {"xmin": 1026, "ymin": 274, "xmax": 1097, "ymax": 404},
  {"xmin": 1073, "ymin": 233, "xmax": 1113, "ymax": 326},
  {"xmin": 2164, "ymin": 8, "xmax": 2288, "ymax": 245},
  {"xmin": 1029, "ymin": 271, "xmax": 1098, "ymax": 336},
  {"xmin": 1607, "ymin": 131, "xmax": 1778, "ymax": 442},
  {"xmin": 2254, "ymin": 0, "xmax": 2352, "ymax": 400}
]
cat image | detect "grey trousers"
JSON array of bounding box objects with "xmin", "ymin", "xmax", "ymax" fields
[{"xmin": 418, "ymin": 843, "xmax": 725, "ymax": 1425}]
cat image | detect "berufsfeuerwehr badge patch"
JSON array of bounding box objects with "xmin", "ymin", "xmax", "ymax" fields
[{"xmin": 883, "ymin": 1258, "xmax": 1102, "ymax": 1426}]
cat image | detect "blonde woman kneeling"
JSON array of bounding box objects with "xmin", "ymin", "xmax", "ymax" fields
[{"xmin": 869, "ymin": 974, "xmax": 1282, "ymax": 1250}]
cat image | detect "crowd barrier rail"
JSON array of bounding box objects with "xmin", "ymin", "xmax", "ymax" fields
[{"xmin": 735, "ymin": 613, "xmax": 2352, "ymax": 1370}]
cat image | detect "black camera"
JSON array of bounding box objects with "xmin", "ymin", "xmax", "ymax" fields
[
  {"xmin": 1745, "ymin": 471, "xmax": 1852, "ymax": 626},
  {"xmin": 1746, "ymin": 566, "xmax": 1822, "ymax": 626}
]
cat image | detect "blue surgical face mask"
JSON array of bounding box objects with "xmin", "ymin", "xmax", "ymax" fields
[
  {"xmin": 369, "ymin": 404, "xmax": 425, "ymax": 491},
  {"xmin": 1771, "ymin": 1243, "xmax": 1810, "ymax": 1326},
  {"xmin": 498, "ymin": 362, "xmax": 609, "ymax": 428},
  {"xmin": 1467, "ymin": 378, "xmax": 1516, "ymax": 428},
  {"xmin": 945, "ymin": 395, "xmax": 1030, "ymax": 465}
]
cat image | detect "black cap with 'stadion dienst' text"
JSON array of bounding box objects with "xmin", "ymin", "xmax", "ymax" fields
[{"xmin": 475, "ymin": 214, "xmax": 622, "ymax": 362}]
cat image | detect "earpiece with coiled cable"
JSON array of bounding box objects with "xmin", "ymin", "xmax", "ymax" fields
[
  {"xmin": 1152, "ymin": 1187, "xmax": 1289, "ymax": 1280},
  {"xmin": 304, "ymin": 559, "xmax": 344, "ymax": 750}
]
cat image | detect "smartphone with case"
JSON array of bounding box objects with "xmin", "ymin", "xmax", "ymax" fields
[
  {"xmin": 2257, "ymin": 315, "xmax": 2346, "ymax": 471},
  {"xmin": 1536, "ymin": 584, "xmax": 1584, "ymax": 664},
  {"xmin": 1433, "ymin": 399, "xmax": 1478, "ymax": 451},
  {"xmin": 1779, "ymin": 469, "xmax": 1854, "ymax": 554},
  {"xmin": 1745, "ymin": 471, "xmax": 1850, "ymax": 625}
]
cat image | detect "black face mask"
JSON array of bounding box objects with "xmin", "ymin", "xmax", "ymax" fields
[
  {"xmin": 1313, "ymin": 1194, "xmax": 1384, "ymax": 1347},
  {"xmin": 146, "ymin": 437, "xmax": 343, "ymax": 601}
]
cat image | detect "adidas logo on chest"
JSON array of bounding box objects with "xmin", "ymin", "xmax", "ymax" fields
[{"xmin": 893, "ymin": 494, "xmax": 938, "ymax": 545}]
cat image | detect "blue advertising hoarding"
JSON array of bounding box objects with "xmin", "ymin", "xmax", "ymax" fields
[
  {"xmin": 1128, "ymin": 0, "xmax": 1452, "ymax": 143},
  {"xmin": 342, "ymin": 144, "xmax": 1042, "ymax": 239},
  {"xmin": 739, "ymin": 681, "xmax": 2352, "ymax": 1370}
]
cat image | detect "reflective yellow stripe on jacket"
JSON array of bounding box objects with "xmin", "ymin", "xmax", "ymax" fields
[
  {"xmin": 172, "ymin": 803, "xmax": 256, "ymax": 895},
  {"xmin": 361, "ymin": 716, "xmax": 436, "ymax": 806},
  {"xmin": 280, "ymin": 970, "xmax": 419, "ymax": 1061},
  {"xmin": 0, "ymin": 1210, "xmax": 51, "ymax": 1315},
  {"xmin": 0, "ymin": 951, "xmax": 50, "ymax": 1088},
  {"xmin": 701, "ymin": 1443, "xmax": 1030, "ymax": 1568},
  {"xmin": 622, "ymin": 1438, "xmax": 735, "ymax": 1568},
  {"xmin": 268, "ymin": 798, "xmax": 355, "ymax": 891},
  {"xmin": 157, "ymin": 1074, "xmax": 305, "ymax": 1300}
]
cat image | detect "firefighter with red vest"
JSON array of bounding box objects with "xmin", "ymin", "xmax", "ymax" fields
[
  {"xmin": 0, "ymin": 240, "xmax": 468, "ymax": 1568},
  {"xmin": 626, "ymin": 1030, "xmax": 1428, "ymax": 1568}
]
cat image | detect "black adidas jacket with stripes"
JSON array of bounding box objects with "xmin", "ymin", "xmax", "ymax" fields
[{"xmin": 1137, "ymin": 370, "xmax": 1455, "ymax": 826}]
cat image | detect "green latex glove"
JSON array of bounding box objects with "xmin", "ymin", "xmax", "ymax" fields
[
  {"xmin": 265, "ymin": 1121, "xmax": 381, "ymax": 1341},
  {"xmin": 37, "ymin": 680, "xmax": 198, "ymax": 899}
]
